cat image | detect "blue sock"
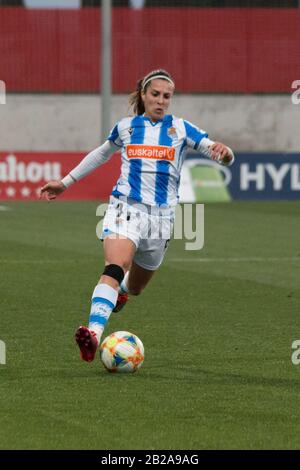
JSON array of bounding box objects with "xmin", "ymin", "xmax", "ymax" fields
[{"xmin": 88, "ymin": 284, "xmax": 118, "ymax": 343}]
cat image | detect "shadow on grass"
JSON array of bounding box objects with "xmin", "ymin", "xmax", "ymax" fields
[{"xmin": 2, "ymin": 364, "xmax": 299, "ymax": 391}]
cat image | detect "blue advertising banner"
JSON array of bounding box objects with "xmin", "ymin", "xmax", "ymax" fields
[{"xmin": 179, "ymin": 153, "xmax": 300, "ymax": 202}]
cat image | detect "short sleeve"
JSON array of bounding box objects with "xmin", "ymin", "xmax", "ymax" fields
[
  {"xmin": 183, "ymin": 120, "xmax": 208, "ymax": 150},
  {"xmin": 107, "ymin": 123, "xmax": 122, "ymax": 147}
]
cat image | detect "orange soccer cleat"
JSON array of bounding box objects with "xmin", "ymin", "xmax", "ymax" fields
[{"xmin": 75, "ymin": 326, "xmax": 99, "ymax": 362}]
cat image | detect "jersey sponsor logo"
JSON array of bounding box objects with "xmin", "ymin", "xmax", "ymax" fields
[{"xmin": 126, "ymin": 145, "xmax": 175, "ymax": 161}]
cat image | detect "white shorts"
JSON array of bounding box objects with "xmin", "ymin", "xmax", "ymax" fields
[{"xmin": 101, "ymin": 196, "xmax": 175, "ymax": 271}]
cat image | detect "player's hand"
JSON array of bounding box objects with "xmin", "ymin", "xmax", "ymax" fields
[
  {"xmin": 39, "ymin": 180, "xmax": 66, "ymax": 201},
  {"xmin": 210, "ymin": 142, "xmax": 234, "ymax": 166}
]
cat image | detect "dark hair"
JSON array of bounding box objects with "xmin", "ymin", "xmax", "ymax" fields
[{"xmin": 129, "ymin": 69, "xmax": 175, "ymax": 116}]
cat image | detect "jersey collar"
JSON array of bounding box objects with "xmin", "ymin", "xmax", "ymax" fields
[{"xmin": 142, "ymin": 114, "xmax": 172, "ymax": 126}]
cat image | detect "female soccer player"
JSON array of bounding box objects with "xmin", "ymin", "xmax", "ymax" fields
[{"xmin": 40, "ymin": 69, "xmax": 234, "ymax": 363}]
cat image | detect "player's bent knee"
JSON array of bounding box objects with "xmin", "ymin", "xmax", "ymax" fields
[{"xmin": 102, "ymin": 264, "xmax": 125, "ymax": 285}]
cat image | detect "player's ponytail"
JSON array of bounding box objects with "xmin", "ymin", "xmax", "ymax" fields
[
  {"xmin": 129, "ymin": 78, "xmax": 144, "ymax": 115},
  {"xmin": 129, "ymin": 69, "xmax": 175, "ymax": 116}
]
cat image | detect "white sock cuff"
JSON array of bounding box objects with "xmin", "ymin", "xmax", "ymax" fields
[
  {"xmin": 92, "ymin": 283, "xmax": 118, "ymax": 305},
  {"xmin": 120, "ymin": 271, "xmax": 130, "ymax": 294}
]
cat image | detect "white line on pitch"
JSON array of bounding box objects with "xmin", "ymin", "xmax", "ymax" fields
[
  {"xmin": 2, "ymin": 257, "xmax": 300, "ymax": 264},
  {"xmin": 0, "ymin": 260, "xmax": 81, "ymax": 263},
  {"xmin": 0, "ymin": 205, "xmax": 11, "ymax": 211},
  {"xmin": 168, "ymin": 257, "xmax": 300, "ymax": 263}
]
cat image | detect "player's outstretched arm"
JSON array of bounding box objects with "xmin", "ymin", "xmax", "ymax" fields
[
  {"xmin": 39, "ymin": 180, "xmax": 68, "ymax": 201},
  {"xmin": 39, "ymin": 140, "xmax": 118, "ymax": 201},
  {"xmin": 197, "ymin": 136, "xmax": 235, "ymax": 166},
  {"xmin": 209, "ymin": 141, "xmax": 235, "ymax": 166}
]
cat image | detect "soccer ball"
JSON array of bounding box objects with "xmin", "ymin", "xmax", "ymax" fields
[{"xmin": 99, "ymin": 331, "xmax": 144, "ymax": 373}]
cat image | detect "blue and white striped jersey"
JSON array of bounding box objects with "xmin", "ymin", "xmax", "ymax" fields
[{"xmin": 107, "ymin": 114, "xmax": 209, "ymax": 207}]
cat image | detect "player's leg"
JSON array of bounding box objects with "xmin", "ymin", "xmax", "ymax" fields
[
  {"xmin": 124, "ymin": 261, "xmax": 156, "ymax": 295},
  {"xmin": 115, "ymin": 214, "xmax": 173, "ymax": 311},
  {"xmin": 75, "ymin": 236, "xmax": 136, "ymax": 362},
  {"xmin": 113, "ymin": 261, "xmax": 156, "ymax": 312}
]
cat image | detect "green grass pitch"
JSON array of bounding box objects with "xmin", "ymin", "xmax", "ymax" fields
[{"xmin": 0, "ymin": 200, "xmax": 300, "ymax": 450}]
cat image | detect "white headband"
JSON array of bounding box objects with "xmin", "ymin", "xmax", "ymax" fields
[{"xmin": 142, "ymin": 75, "xmax": 175, "ymax": 90}]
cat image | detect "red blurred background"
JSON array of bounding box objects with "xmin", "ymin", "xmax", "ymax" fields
[{"xmin": 1, "ymin": 7, "xmax": 299, "ymax": 93}]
